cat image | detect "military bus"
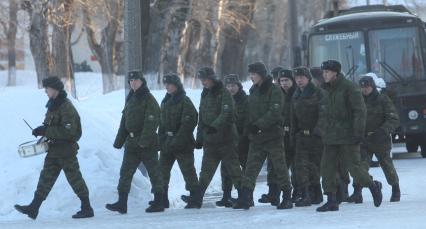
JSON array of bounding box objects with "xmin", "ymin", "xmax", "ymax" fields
[{"xmin": 308, "ymin": 5, "xmax": 426, "ymax": 157}]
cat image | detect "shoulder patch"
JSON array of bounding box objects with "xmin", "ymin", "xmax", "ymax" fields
[{"xmin": 148, "ymin": 115, "xmax": 155, "ymax": 121}]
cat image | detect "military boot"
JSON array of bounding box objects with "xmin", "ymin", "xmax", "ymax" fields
[
  {"xmin": 185, "ymin": 188, "xmax": 202, "ymax": 209},
  {"xmin": 368, "ymin": 180, "xmax": 383, "ymax": 207},
  {"xmin": 216, "ymin": 190, "xmax": 233, "ymax": 208},
  {"xmin": 14, "ymin": 194, "xmax": 44, "ymax": 220},
  {"xmin": 248, "ymin": 189, "xmax": 255, "ymax": 207},
  {"xmin": 269, "ymin": 184, "xmax": 280, "ymax": 206},
  {"xmin": 145, "ymin": 192, "xmax": 165, "ymax": 213},
  {"xmin": 390, "ymin": 184, "xmax": 400, "ymax": 202},
  {"xmin": 310, "ymin": 184, "xmax": 323, "ymax": 205},
  {"xmin": 295, "ymin": 186, "xmax": 311, "ymax": 207},
  {"xmin": 347, "ymin": 184, "xmax": 363, "ymax": 204},
  {"xmin": 258, "ymin": 184, "xmax": 275, "ymax": 203},
  {"xmin": 106, "ymin": 192, "xmax": 128, "ymax": 214},
  {"xmin": 232, "ymin": 188, "xmax": 250, "ymax": 210},
  {"xmin": 277, "ymin": 189, "xmax": 293, "ymax": 209},
  {"xmin": 149, "ymin": 186, "xmax": 169, "ymax": 208},
  {"xmin": 316, "ymin": 193, "xmax": 339, "ymax": 212},
  {"xmin": 291, "ymin": 186, "xmax": 301, "ymax": 203},
  {"xmin": 72, "ymin": 196, "xmax": 94, "ymax": 219}
]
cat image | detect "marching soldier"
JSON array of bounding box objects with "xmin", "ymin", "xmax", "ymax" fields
[
  {"xmin": 157, "ymin": 74, "xmax": 201, "ymax": 209},
  {"xmin": 194, "ymin": 67, "xmax": 244, "ymax": 208},
  {"xmin": 234, "ymin": 62, "xmax": 293, "ymax": 210},
  {"xmin": 291, "ymin": 67, "xmax": 325, "ymax": 207},
  {"xmin": 347, "ymin": 75, "xmax": 400, "ymax": 203},
  {"xmin": 317, "ymin": 60, "xmax": 383, "ymax": 212},
  {"xmin": 15, "ymin": 76, "xmax": 94, "ymax": 219},
  {"xmin": 216, "ymin": 74, "xmax": 250, "ymax": 207},
  {"xmin": 106, "ymin": 70, "xmax": 164, "ymax": 214}
]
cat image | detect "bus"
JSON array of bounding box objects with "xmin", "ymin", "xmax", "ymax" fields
[{"xmin": 308, "ymin": 5, "xmax": 426, "ymax": 157}]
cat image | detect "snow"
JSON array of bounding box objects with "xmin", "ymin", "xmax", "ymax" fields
[{"xmin": 1, "ymin": 71, "xmax": 426, "ymax": 228}]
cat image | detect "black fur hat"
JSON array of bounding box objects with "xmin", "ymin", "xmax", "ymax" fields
[{"xmin": 42, "ymin": 76, "xmax": 64, "ymax": 91}]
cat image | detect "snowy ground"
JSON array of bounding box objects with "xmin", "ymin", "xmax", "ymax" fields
[{"xmin": 1, "ymin": 71, "xmax": 426, "ymax": 228}]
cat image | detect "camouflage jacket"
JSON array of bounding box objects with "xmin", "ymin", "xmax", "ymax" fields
[{"xmin": 233, "ymin": 89, "xmax": 249, "ymax": 137}]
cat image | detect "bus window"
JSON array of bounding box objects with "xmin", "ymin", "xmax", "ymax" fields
[{"xmin": 368, "ymin": 27, "xmax": 425, "ymax": 82}]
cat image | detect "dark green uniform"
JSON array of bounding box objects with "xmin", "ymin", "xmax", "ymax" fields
[
  {"xmin": 197, "ymin": 81, "xmax": 243, "ymax": 191},
  {"xmin": 321, "ymin": 74, "xmax": 373, "ymax": 194},
  {"xmin": 242, "ymin": 77, "xmax": 292, "ymax": 193},
  {"xmin": 113, "ymin": 85, "xmax": 163, "ymax": 194},
  {"xmin": 220, "ymin": 88, "xmax": 249, "ymax": 192},
  {"xmin": 158, "ymin": 88, "xmax": 199, "ymax": 192},
  {"xmin": 291, "ymin": 82, "xmax": 324, "ymax": 190},
  {"xmin": 35, "ymin": 91, "xmax": 89, "ymax": 200},
  {"xmin": 359, "ymin": 89, "xmax": 400, "ymax": 185}
]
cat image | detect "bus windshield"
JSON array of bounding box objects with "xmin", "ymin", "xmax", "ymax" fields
[
  {"xmin": 309, "ymin": 31, "xmax": 367, "ymax": 78},
  {"xmin": 368, "ymin": 27, "xmax": 425, "ymax": 82}
]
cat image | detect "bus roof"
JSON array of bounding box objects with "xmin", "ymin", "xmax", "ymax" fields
[{"xmin": 311, "ymin": 7, "xmax": 422, "ymax": 33}]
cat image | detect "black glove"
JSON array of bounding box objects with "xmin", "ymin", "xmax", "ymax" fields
[
  {"xmin": 32, "ymin": 126, "xmax": 47, "ymax": 137},
  {"xmin": 205, "ymin": 126, "xmax": 217, "ymax": 134},
  {"xmin": 247, "ymin": 124, "xmax": 260, "ymax": 134},
  {"xmin": 353, "ymin": 136, "xmax": 366, "ymax": 145},
  {"xmin": 194, "ymin": 141, "xmax": 203, "ymax": 149}
]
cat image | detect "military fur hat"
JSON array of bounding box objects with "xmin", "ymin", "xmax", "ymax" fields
[
  {"xmin": 224, "ymin": 74, "xmax": 240, "ymax": 85},
  {"xmin": 278, "ymin": 69, "xmax": 294, "ymax": 81},
  {"xmin": 293, "ymin": 66, "xmax": 312, "ymax": 80},
  {"xmin": 321, "ymin": 60, "xmax": 341, "ymax": 73},
  {"xmin": 42, "ymin": 76, "xmax": 64, "ymax": 91},
  {"xmin": 128, "ymin": 70, "xmax": 143, "ymax": 80},
  {"xmin": 359, "ymin": 75, "xmax": 376, "ymax": 89},
  {"xmin": 248, "ymin": 62, "xmax": 268, "ymax": 78},
  {"xmin": 271, "ymin": 66, "xmax": 285, "ymax": 79},
  {"xmin": 163, "ymin": 73, "xmax": 183, "ymax": 88},
  {"xmin": 197, "ymin": 67, "xmax": 217, "ymax": 80}
]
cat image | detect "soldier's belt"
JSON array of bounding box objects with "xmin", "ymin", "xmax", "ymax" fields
[
  {"xmin": 129, "ymin": 132, "xmax": 141, "ymax": 138},
  {"xmin": 302, "ymin": 130, "xmax": 311, "ymax": 136},
  {"xmin": 166, "ymin": 131, "xmax": 174, "ymax": 137},
  {"xmin": 284, "ymin": 126, "xmax": 290, "ymax": 132}
]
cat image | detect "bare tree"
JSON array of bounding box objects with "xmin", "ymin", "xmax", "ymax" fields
[
  {"xmin": 82, "ymin": 0, "xmax": 124, "ymax": 94},
  {"xmin": 7, "ymin": 0, "xmax": 18, "ymax": 86}
]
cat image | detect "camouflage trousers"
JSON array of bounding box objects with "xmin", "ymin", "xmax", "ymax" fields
[
  {"xmin": 242, "ymin": 140, "xmax": 292, "ymax": 192},
  {"xmin": 35, "ymin": 155, "xmax": 89, "ymax": 200},
  {"xmin": 294, "ymin": 134, "xmax": 322, "ymax": 189},
  {"xmin": 160, "ymin": 147, "xmax": 199, "ymax": 191},
  {"xmin": 321, "ymin": 144, "xmax": 373, "ymax": 194},
  {"xmin": 199, "ymin": 142, "xmax": 243, "ymax": 190},
  {"xmin": 117, "ymin": 148, "xmax": 163, "ymax": 194},
  {"xmin": 220, "ymin": 137, "xmax": 249, "ymax": 191},
  {"xmin": 266, "ymin": 134, "xmax": 296, "ymax": 188}
]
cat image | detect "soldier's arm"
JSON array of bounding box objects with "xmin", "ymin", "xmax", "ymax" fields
[
  {"xmin": 348, "ymin": 84, "xmax": 367, "ymax": 138},
  {"xmin": 209, "ymin": 89, "xmax": 234, "ymax": 130},
  {"xmin": 379, "ymin": 94, "xmax": 400, "ymax": 135},
  {"xmin": 114, "ymin": 114, "xmax": 128, "ymax": 148},
  {"xmin": 289, "ymin": 99, "xmax": 299, "ymax": 136},
  {"xmin": 314, "ymin": 88, "xmax": 327, "ymax": 133},
  {"xmin": 138, "ymin": 96, "xmax": 160, "ymax": 148},
  {"xmin": 253, "ymin": 86, "xmax": 283, "ymax": 130},
  {"xmin": 44, "ymin": 104, "xmax": 80, "ymax": 141},
  {"xmin": 174, "ymin": 98, "xmax": 198, "ymax": 141}
]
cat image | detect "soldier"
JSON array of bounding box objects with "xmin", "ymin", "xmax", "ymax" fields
[
  {"xmin": 317, "ymin": 60, "xmax": 383, "ymax": 212},
  {"xmin": 233, "ymin": 62, "xmax": 293, "ymax": 210},
  {"xmin": 258, "ymin": 69, "xmax": 298, "ymax": 205},
  {"xmin": 271, "ymin": 66, "xmax": 285, "ymax": 85},
  {"xmin": 216, "ymin": 74, "xmax": 250, "ymax": 207},
  {"xmin": 347, "ymin": 75, "xmax": 400, "ymax": 203},
  {"xmin": 15, "ymin": 76, "xmax": 94, "ymax": 219},
  {"xmin": 106, "ymin": 70, "xmax": 164, "ymax": 214},
  {"xmin": 291, "ymin": 67, "xmax": 325, "ymax": 207},
  {"xmin": 194, "ymin": 67, "xmax": 244, "ymax": 208},
  {"xmin": 156, "ymin": 74, "xmax": 201, "ymax": 209}
]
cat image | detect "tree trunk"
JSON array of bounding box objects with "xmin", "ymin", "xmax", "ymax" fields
[
  {"xmin": 7, "ymin": 0, "xmax": 18, "ymax": 86},
  {"xmin": 51, "ymin": 0, "xmax": 76, "ymax": 98},
  {"xmin": 140, "ymin": 0, "xmax": 150, "ymax": 73}
]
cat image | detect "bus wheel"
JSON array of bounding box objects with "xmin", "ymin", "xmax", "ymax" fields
[{"xmin": 406, "ymin": 137, "xmax": 419, "ymax": 153}]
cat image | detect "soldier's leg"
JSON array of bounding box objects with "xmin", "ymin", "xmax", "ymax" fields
[
  {"xmin": 61, "ymin": 156, "xmax": 90, "ymax": 198},
  {"xmin": 375, "ymin": 150, "xmax": 399, "ymax": 186},
  {"xmin": 220, "ymin": 144, "xmax": 243, "ymax": 190},
  {"xmin": 242, "ymin": 142, "xmax": 267, "ymax": 190},
  {"xmin": 117, "ymin": 151, "xmax": 142, "ymax": 194},
  {"xmin": 35, "ymin": 156, "xmax": 62, "ymax": 200},
  {"xmin": 340, "ymin": 144, "xmax": 373, "ymax": 188},
  {"xmin": 238, "ymin": 137, "xmax": 249, "ymax": 170},
  {"xmin": 295, "ymin": 136, "xmax": 310, "ymax": 192},
  {"xmin": 321, "ymin": 145, "xmax": 339, "ymax": 194},
  {"xmin": 220, "ymin": 163, "xmax": 233, "ymax": 191},
  {"xmin": 268, "ymin": 141, "xmax": 291, "ymax": 194},
  {"xmin": 141, "ymin": 148, "xmax": 164, "ymax": 194},
  {"xmin": 159, "ymin": 150, "xmax": 176, "ymax": 188},
  {"xmin": 198, "ymin": 146, "xmax": 221, "ymax": 190},
  {"xmin": 175, "ymin": 149, "xmax": 199, "ymax": 191},
  {"xmin": 359, "ymin": 145, "xmax": 372, "ymax": 173}
]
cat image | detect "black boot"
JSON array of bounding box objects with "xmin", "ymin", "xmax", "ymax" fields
[
  {"xmin": 106, "ymin": 192, "xmax": 128, "ymax": 214},
  {"xmin": 72, "ymin": 196, "xmax": 94, "ymax": 219},
  {"xmin": 14, "ymin": 194, "xmax": 44, "ymax": 220},
  {"xmin": 216, "ymin": 190, "xmax": 233, "ymax": 207},
  {"xmin": 149, "ymin": 186, "xmax": 169, "ymax": 208},
  {"xmin": 291, "ymin": 187, "xmax": 301, "ymax": 203},
  {"xmin": 295, "ymin": 186, "xmax": 311, "ymax": 207},
  {"xmin": 232, "ymin": 188, "xmax": 250, "ymax": 210},
  {"xmin": 316, "ymin": 193, "xmax": 339, "ymax": 212},
  {"xmin": 145, "ymin": 192, "xmax": 165, "ymax": 213},
  {"xmin": 269, "ymin": 184, "xmax": 280, "ymax": 206},
  {"xmin": 248, "ymin": 189, "xmax": 255, "ymax": 207},
  {"xmin": 310, "ymin": 184, "xmax": 323, "ymax": 205},
  {"xmin": 277, "ymin": 189, "xmax": 293, "ymax": 209},
  {"xmin": 258, "ymin": 184, "xmax": 275, "ymax": 203},
  {"xmin": 185, "ymin": 188, "xmax": 202, "ymax": 209},
  {"xmin": 390, "ymin": 184, "xmax": 400, "ymax": 202},
  {"xmin": 181, "ymin": 194, "xmax": 190, "ymax": 203},
  {"xmin": 347, "ymin": 184, "xmax": 363, "ymax": 204},
  {"xmin": 368, "ymin": 180, "xmax": 383, "ymax": 207}
]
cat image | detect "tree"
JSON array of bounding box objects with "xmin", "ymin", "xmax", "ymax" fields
[{"xmin": 7, "ymin": 0, "xmax": 18, "ymax": 86}]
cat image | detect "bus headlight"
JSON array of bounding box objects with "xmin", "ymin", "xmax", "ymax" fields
[{"xmin": 408, "ymin": 110, "xmax": 419, "ymax": 120}]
